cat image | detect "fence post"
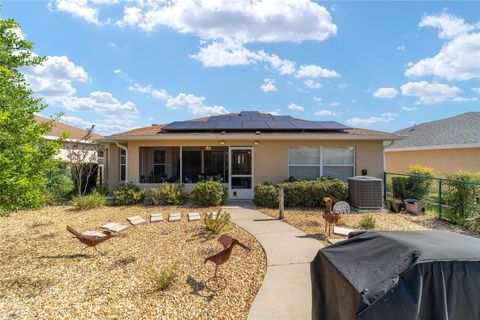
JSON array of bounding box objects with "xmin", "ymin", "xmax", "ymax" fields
[
  {"xmin": 438, "ymin": 179, "xmax": 442, "ymax": 219},
  {"xmin": 279, "ymin": 186, "xmax": 284, "ymax": 220},
  {"xmin": 383, "ymin": 172, "xmax": 387, "ymax": 201}
]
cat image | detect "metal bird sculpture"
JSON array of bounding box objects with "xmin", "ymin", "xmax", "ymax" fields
[
  {"xmin": 66, "ymin": 225, "xmax": 114, "ymax": 255},
  {"xmin": 204, "ymin": 234, "xmax": 251, "ymax": 279}
]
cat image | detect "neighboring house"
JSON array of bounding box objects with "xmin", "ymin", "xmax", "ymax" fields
[
  {"xmin": 35, "ymin": 115, "xmax": 106, "ymax": 184},
  {"xmin": 99, "ymin": 111, "xmax": 400, "ymax": 200},
  {"xmin": 385, "ymin": 112, "xmax": 480, "ymax": 174}
]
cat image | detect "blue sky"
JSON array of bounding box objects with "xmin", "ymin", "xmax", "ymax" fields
[{"xmin": 3, "ymin": 1, "xmax": 480, "ymax": 134}]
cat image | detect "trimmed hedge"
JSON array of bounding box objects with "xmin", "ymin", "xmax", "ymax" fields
[
  {"xmin": 144, "ymin": 183, "xmax": 188, "ymax": 206},
  {"xmin": 192, "ymin": 180, "xmax": 228, "ymax": 206},
  {"xmin": 254, "ymin": 178, "xmax": 348, "ymax": 208}
]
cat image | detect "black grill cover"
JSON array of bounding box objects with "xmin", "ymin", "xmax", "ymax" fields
[{"xmin": 311, "ymin": 231, "xmax": 480, "ymax": 320}]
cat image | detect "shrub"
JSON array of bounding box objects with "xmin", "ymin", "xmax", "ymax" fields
[
  {"xmin": 149, "ymin": 266, "xmax": 177, "ymax": 291},
  {"xmin": 44, "ymin": 163, "xmax": 74, "ymax": 204},
  {"xmin": 144, "ymin": 183, "xmax": 188, "ymax": 206},
  {"xmin": 113, "ymin": 183, "xmax": 145, "ymax": 205},
  {"xmin": 359, "ymin": 213, "xmax": 376, "ymax": 229},
  {"xmin": 392, "ymin": 165, "xmax": 434, "ymax": 200},
  {"xmin": 192, "ymin": 180, "xmax": 227, "ymax": 206},
  {"xmin": 254, "ymin": 183, "xmax": 279, "ymax": 207},
  {"xmin": 444, "ymin": 171, "xmax": 480, "ymax": 218},
  {"xmin": 281, "ymin": 179, "xmax": 347, "ymax": 207},
  {"xmin": 204, "ymin": 210, "xmax": 230, "ymax": 235},
  {"xmin": 72, "ymin": 192, "xmax": 105, "ymax": 210}
]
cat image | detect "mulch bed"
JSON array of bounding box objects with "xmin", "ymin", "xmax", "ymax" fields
[
  {"xmin": 0, "ymin": 205, "xmax": 266, "ymax": 319},
  {"xmin": 260, "ymin": 207, "xmax": 480, "ymax": 244}
]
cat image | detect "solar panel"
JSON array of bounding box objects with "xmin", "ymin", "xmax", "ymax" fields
[
  {"xmin": 216, "ymin": 121, "xmax": 243, "ymax": 129},
  {"xmin": 164, "ymin": 121, "xmax": 193, "ymax": 129},
  {"xmin": 315, "ymin": 121, "xmax": 352, "ymax": 130},
  {"xmin": 240, "ymin": 111, "xmax": 261, "ymax": 116},
  {"xmin": 189, "ymin": 121, "xmax": 217, "ymax": 129},
  {"xmin": 271, "ymin": 115, "xmax": 294, "ymax": 121},
  {"xmin": 266, "ymin": 121, "xmax": 296, "ymax": 129},
  {"xmin": 208, "ymin": 115, "xmax": 231, "ymax": 122},
  {"xmin": 290, "ymin": 120, "xmax": 321, "ymax": 129},
  {"xmin": 251, "ymin": 115, "xmax": 273, "ymax": 121},
  {"xmin": 242, "ymin": 121, "xmax": 269, "ymax": 129}
]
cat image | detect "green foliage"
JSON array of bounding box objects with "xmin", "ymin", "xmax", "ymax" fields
[
  {"xmin": 0, "ymin": 18, "xmax": 61, "ymax": 213},
  {"xmin": 116, "ymin": 254, "xmax": 138, "ymax": 267},
  {"xmin": 204, "ymin": 210, "xmax": 230, "ymax": 235},
  {"xmin": 254, "ymin": 178, "xmax": 347, "ymax": 207},
  {"xmin": 192, "ymin": 180, "xmax": 227, "ymax": 206},
  {"xmin": 72, "ymin": 192, "xmax": 105, "ymax": 210},
  {"xmin": 44, "ymin": 162, "xmax": 74, "ymax": 204},
  {"xmin": 253, "ymin": 183, "xmax": 279, "ymax": 207},
  {"xmin": 149, "ymin": 265, "xmax": 177, "ymax": 291},
  {"xmin": 112, "ymin": 183, "xmax": 145, "ymax": 205},
  {"xmin": 144, "ymin": 183, "xmax": 188, "ymax": 206},
  {"xmin": 444, "ymin": 171, "xmax": 480, "ymax": 218},
  {"xmin": 359, "ymin": 213, "xmax": 376, "ymax": 229},
  {"xmin": 392, "ymin": 165, "xmax": 434, "ymax": 200}
]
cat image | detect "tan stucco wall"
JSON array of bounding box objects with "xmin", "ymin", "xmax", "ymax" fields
[
  {"xmin": 104, "ymin": 139, "xmax": 384, "ymax": 191},
  {"xmin": 385, "ymin": 148, "xmax": 480, "ymax": 174}
]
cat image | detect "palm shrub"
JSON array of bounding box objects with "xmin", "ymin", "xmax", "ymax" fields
[
  {"xmin": 204, "ymin": 210, "xmax": 230, "ymax": 235},
  {"xmin": 144, "ymin": 183, "xmax": 188, "ymax": 205},
  {"xmin": 113, "ymin": 183, "xmax": 145, "ymax": 205},
  {"xmin": 72, "ymin": 192, "xmax": 105, "ymax": 210},
  {"xmin": 192, "ymin": 180, "xmax": 227, "ymax": 206}
]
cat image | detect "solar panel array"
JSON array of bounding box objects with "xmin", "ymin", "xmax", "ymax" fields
[{"xmin": 162, "ymin": 111, "xmax": 352, "ymax": 132}]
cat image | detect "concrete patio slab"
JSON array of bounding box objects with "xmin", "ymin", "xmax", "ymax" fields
[
  {"xmin": 82, "ymin": 230, "xmax": 107, "ymax": 237},
  {"xmin": 150, "ymin": 213, "xmax": 163, "ymax": 222},
  {"xmin": 127, "ymin": 215, "xmax": 146, "ymax": 225},
  {"xmin": 188, "ymin": 212, "xmax": 201, "ymax": 221},
  {"xmin": 101, "ymin": 222, "xmax": 128, "ymax": 232},
  {"xmin": 169, "ymin": 213, "xmax": 181, "ymax": 222},
  {"xmin": 222, "ymin": 201, "xmax": 323, "ymax": 320},
  {"xmin": 333, "ymin": 226, "xmax": 354, "ymax": 237}
]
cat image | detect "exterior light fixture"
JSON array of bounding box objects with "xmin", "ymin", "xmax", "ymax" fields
[
  {"xmin": 254, "ymin": 140, "xmax": 260, "ymax": 146},
  {"xmin": 219, "ymin": 140, "xmax": 225, "ymax": 145},
  {"xmin": 221, "ymin": 131, "xmax": 226, "ymax": 135},
  {"xmin": 256, "ymin": 130, "xmax": 261, "ymax": 135},
  {"xmin": 205, "ymin": 146, "xmax": 212, "ymax": 151}
]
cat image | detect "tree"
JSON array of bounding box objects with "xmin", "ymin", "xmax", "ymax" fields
[
  {"xmin": 0, "ymin": 18, "xmax": 61, "ymax": 214},
  {"xmin": 65, "ymin": 125, "xmax": 103, "ymax": 195}
]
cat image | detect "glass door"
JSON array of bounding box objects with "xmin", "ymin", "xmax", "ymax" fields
[{"xmin": 229, "ymin": 147, "xmax": 254, "ymax": 199}]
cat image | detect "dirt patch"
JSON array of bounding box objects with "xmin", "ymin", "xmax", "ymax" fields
[
  {"xmin": 0, "ymin": 205, "xmax": 266, "ymax": 319},
  {"xmin": 260, "ymin": 207, "xmax": 480, "ymax": 244}
]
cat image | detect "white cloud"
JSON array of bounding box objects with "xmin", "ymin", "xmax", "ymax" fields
[
  {"xmin": 338, "ymin": 83, "xmax": 350, "ymax": 89},
  {"xmin": 402, "ymin": 106, "xmax": 418, "ymax": 112},
  {"xmin": 315, "ymin": 109, "xmax": 335, "ymax": 116},
  {"xmin": 346, "ymin": 112, "xmax": 398, "ymax": 127},
  {"xmin": 330, "ymin": 101, "xmax": 341, "ymax": 107},
  {"xmin": 52, "ymin": 0, "xmax": 101, "ymax": 24},
  {"xmin": 397, "ymin": 45, "xmax": 406, "ymax": 51},
  {"xmin": 113, "ymin": 69, "xmax": 121, "ymax": 74},
  {"xmin": 129, "ymin": 83, "xmax": 228, "ymax": 116},
  {"xmin": 313, "ymin": 97, "xmax": 322, "ymax": 102},
  {"xmin": 260, "ymin": 78, "xmax": 277, "ymax": 93},
  {"xmin": 472, "ymin": 88, "xmax": 480, "ymax": 94},
  {"xmin": 25, "ymin": 55, "xmax": 88, "ymax": 97},
  {"xmin": 373, "ymin": 87, "xmax": 398, "ymax": 98},
  {"xmin": 295, "ymin": 64, "xmax": 339, "ymax": 78},
  {"xmin": 400, "ymin": 81, "xmax": 459, "ymax": 104},
  {"xmin": 287, "ymin": 103, "xmax": 304, "ymax": 112},
  {"xmin": 268, "ymin": 111, "xmax": 280, "ymax": 116},
  {"xmin": 406, "ymin": 13, "xmax": 480, "ymax": 81},
  {"xmin": 116, "ymin": 0, "xmax": 337, "ymax": 43},
  {"xmin": 304, "ymin": 79, "xmax": 321, "ymax": 89},
  {"xmin": 452, "ymin": 96, "xmax": 478, "ymax": 102},
  {"xmin": 190, "ymin": 40, "xmax": 260, "ymax": 67}
]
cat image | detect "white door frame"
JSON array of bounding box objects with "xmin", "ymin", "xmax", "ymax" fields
[{"xmin": 228, "ymin": 146, "xmax": 254, "ymax": 199}]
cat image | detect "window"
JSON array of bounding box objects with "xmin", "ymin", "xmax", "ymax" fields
[
  {"xmin": 288, "ymin": 146, "xmax": 354, "ymax": 181},
  {"xmin": 120, "ymin": 149, "xmax": 126, "ymax": 182},
  {"xmin": 182, "ymin": 147, "xmax": 228, "ymax": 183},
  {"xmin": 139, "ymin": 147, "xmax": 180, "ymax": 183}
]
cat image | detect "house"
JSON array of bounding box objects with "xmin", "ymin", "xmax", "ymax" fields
[
  {"xmin": 385, "ymin": 112, "xmax": 480, "ymax": 174},
  {"xmin": 99, "ymin": 111, "xmax": 400, "ymax": 199}
]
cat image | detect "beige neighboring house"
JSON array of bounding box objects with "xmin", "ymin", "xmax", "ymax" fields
[
  {"xmin": 35, "ymin": 115, "xmax": 104, "ymax": 161},
  {"xmin": 385, "ymin": 112, "xmax": 480, "ymax": 174},
  {"xmin": 99, "ymin": 111, "xmax": 400, "ymax": 200}
]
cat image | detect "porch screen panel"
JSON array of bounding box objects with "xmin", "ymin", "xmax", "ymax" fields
[
  {"xmin": 139, "ymin": 147, "xmax": 180, "ymax": 183},
  {"xmin": 182, "ymin": 149, "xmax": 202, "ymax": 183}
]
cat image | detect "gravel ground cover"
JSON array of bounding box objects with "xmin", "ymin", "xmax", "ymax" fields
[
  {"xmin": 0, "ymin": 205, "xmax": 266, "ymax": 320},
  {"xmin": 260, "ymin": 208, "xmax": 479, "ymax": 244}
]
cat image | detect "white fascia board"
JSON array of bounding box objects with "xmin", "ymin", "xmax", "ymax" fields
[{"xmin": 385, "ymin": 143, "xmax": 480, "ymax": 152}]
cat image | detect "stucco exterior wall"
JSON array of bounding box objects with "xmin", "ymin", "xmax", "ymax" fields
[
  {"xmin": 385, "ymin": 148, "xmax": 480, "ymax": 174},
  {"xmin": 104, "ymin": 139, "xmax": 384, "ymax": 192}
]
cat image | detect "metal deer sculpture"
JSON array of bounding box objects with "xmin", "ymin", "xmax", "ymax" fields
[
  {"xmin": 66, "ymin": 225, "xmax": 114, "ymax": 255},
  {"xmin": 204, "ymin": 234, "xmax": 251, "ymax": 280},
  {"xmin": 322, "ymin": 197, "xmax": 341, "ymax": 237}
]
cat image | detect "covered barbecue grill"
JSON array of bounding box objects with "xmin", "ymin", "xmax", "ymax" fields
[{"xmin": 311, "ymin": 231, "xmax": 480, "ymax": 319}]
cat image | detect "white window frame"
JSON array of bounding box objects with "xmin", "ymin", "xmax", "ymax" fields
[
  {"xmin": 153, "ymin": 149, "xmax": 167, "ymax": 179},
  {"xmin": 288, "ymin": 146, "xmax": 355, "ymax": 180}
]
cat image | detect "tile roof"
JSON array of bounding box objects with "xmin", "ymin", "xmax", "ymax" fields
[
  {"xmin": 35, "ymin": 115, "xmax": 104, "ymax": 141},
  {"xmin": 105, "ymin": 112, "xmax": 400, "ymax": 140},
  {"xmin": 387, "ymin": 112, "xmax": 480, "ymax": 149}
]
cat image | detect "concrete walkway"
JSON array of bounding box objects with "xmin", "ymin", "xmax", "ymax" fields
[{"xmin": 222, "ymin": 201, "xmax": 324, "ymax": 320}]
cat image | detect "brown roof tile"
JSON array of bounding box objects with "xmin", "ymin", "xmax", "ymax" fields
[{"xmin": 35, "ymin": 115, "xmax": 104, "ymax": 141}]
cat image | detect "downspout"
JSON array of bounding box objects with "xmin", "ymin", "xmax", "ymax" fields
[
  {"xmin": 115, "ymin": 141, "xmax": 128, "ymax": 183},
  {"xmin": 383, "ymin": 140, "xmax": 395, "ymax": 173}
]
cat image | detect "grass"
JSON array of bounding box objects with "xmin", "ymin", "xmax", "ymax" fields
[
  {"xmin": 115, "ymin": 254, "xmax": 138, "ymax": 267},
  {"xmin": 149, "ymin": 265, "xmax": 178, "ymax": 291},
  {"xmin": 359, "ymin": 214, "xmax": 376, "ymax": 229},
  {"xmin": 72, "ymin": 193, "xmax": 105, "ymax": 210}
]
